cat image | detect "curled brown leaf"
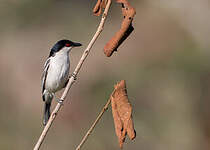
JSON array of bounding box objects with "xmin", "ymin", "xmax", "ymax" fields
[
  {"xmin": 104, "ymin": 0, "xmax": 136, "ymax": 57},
  {"xmin": 111, "ymin": 80, "xmax": 136, "ymax": 149}
]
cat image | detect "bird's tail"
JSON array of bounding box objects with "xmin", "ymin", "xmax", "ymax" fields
[{"xmin": 43, "ymin": 102, "xmax": 51, "ymax": 126}]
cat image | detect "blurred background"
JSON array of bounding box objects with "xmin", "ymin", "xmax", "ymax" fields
[{"xmin": 0, "ymin": 0, "xmax": 210, "ymax": 149}]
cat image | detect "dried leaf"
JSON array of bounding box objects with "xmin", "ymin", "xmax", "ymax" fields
[{"xmin": 111, "ymin": 80, "xmax": 136, "ymax": 149}]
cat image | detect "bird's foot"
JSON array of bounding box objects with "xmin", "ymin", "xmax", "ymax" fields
[
  {"xmin": 53, "ymin": 94, "xmax": 64, "ymax": 105},
  {"xmin": 57, "ymin": 98, "xmax": 64, "ymax": 105}
]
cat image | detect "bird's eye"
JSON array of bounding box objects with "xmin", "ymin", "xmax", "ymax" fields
[{"xmin": 65, "ymin": 43, "xmax": 71, "ymax": 47}]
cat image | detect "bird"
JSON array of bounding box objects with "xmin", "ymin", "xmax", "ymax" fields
[{"xmin": 41, "ymin": 39, "xmax": 82, "ymax": 126}]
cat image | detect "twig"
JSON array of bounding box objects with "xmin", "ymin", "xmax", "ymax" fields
[
  {"xmin": 33, "ymin": 0, "xmax": 112, "ymax": 149},
  {"xmin": 76, "ymin": 97, "xmax": 112, "ymax": 150}
]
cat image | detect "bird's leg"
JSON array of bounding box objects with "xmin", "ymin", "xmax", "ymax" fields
[{"xmin": 52, "ymin": 93, "xmax": 63, "ymax": 105}]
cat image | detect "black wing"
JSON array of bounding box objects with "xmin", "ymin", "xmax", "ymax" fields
[{"xmin": 41, "ymin": 58, "xmax": 50, "ymax": 101}]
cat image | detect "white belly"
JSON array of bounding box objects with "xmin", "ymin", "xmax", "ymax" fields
[{"xmin": 45, "ymin": 53, "xmax": 70, "ymax": 92}]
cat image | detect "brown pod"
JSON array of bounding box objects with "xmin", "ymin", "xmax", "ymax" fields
[{"xmin": 104, "ymin": 0, "xmax": 136, "ymax": 57}]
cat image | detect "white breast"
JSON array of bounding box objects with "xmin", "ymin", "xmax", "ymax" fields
[{"xmin": 45, "ymin": 50, "xmax": 70, "ymax": 92}]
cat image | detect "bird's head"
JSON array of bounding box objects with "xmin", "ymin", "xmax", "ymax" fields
[{"xmin": 49, "ymin": 39, "xmax": 82, "ymax": 57}]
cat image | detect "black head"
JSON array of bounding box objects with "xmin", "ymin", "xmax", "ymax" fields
[{"xmin": 49, "ymin": 39, "xmax": 82, "ymax": 57}]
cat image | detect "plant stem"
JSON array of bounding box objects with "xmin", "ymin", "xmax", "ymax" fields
[
  {"xmin": 76, "ymin": 98, "xmax": 111, "ymax": 150},
  {"xmin": 33, "ymin": 0, "xmax": 112, "ymax": 149}
]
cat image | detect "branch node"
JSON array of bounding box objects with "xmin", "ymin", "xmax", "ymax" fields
[{"xmin": 71, "ymin": 72, "xmax": 77, "ymax": 81}]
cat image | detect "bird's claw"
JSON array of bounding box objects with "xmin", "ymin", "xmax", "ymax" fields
[
  {"xmin": 53, "ymin": 93, "xmax": 64, "ymax": 105},
  {"xmin": 58, "ymin": 99, "xmax": 64, "ymax": 105},
  {"xmin": 55, "ymin": 98, "xmax": 63, "ymax": 105}
]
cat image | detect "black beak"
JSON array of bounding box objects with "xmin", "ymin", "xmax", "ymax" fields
[{"xmin": 73, "ymin": 42, "xmax": 82, "ymax": 47}]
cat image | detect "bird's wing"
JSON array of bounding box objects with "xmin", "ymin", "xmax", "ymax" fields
[{"xmin": 41, "ymin": 58, "xmax": 51, "ymax": 101}]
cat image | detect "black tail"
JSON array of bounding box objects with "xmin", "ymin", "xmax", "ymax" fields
[{"xmin": 43, "ymin": 102, "xmax": 51, "ymax": 126}]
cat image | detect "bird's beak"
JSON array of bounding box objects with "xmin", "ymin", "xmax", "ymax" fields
[{"xmin": 73, "ymin": 42, "xmax": 82, "ymax": 47}]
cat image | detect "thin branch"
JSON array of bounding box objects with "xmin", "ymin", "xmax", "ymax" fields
[
  {"xmin": 33, "ymin": 1, "xmax": 112, "ymax": 150},
  {"xmin": 75, "ymin": 95, "xmax": 113, "ymax": 150}
]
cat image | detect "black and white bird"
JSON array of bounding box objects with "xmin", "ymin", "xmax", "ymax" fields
[{"xmin": 41, "ymin": 39, "xmax": 82, "ymax": 126}]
